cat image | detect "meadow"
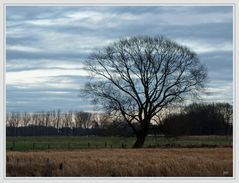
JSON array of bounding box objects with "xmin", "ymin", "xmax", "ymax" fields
[
  {"xmin": 6, "ymin": 135, "xmax": 232, "ymax": 151},
  {"xmin": 6, "ymin": 148, "xmax": 232, "ymax": 177},
  {"xmin": 6, "ymin": 135, "xmax": 232, "ymax": 177}
]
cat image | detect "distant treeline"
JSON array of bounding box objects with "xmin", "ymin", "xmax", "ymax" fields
[
  {"xmin": 161, "ymin": 103, "xmax": 232, "ymax": 136},
  {"xmin": 6, "ymin": 122, "xmax": 136, "ymax": 137},
  {"xmin": 6, "ymin": 103, "xmax": 232, "ymax": 137}
]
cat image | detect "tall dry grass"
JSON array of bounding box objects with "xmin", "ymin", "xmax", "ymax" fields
[{"xmin": 6, "ymin": 148, "xmax": 232, "ymax": 177}]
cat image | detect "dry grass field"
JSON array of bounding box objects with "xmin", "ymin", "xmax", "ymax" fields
[{"xmin": 6, "ymin": 148, "xmax": 232, "ymax": 177}]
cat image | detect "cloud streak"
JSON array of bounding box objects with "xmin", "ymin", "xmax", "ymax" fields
[{"xmin": 6, "ymin": 6, "xmax": 233, "ymax": 112}]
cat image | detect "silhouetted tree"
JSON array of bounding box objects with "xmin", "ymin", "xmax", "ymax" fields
[
  {"xmin": 62, "ymin": 111, "xmax": 73, "ymax": 136},
  {"xmin": 7, "ymin": 112, "xmax": 21, "ymax": 136},
  {"xmin": 216, "ymin": 103, "xmax": 232, "ymax": 136},
  {"xmin": 82, "ymin": 36, "xmax": 207, "ymax": 148},
  {"xmin": 56, "ymin": 109, "xmax": 61, "ymax": 133}
]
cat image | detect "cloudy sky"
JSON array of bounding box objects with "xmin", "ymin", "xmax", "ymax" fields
[{"xmin": 6, "ymin": 6, "xmax": 233, "ymax": 112}]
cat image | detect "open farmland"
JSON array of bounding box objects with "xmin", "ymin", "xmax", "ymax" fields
[
  {"xmin": 6, "ymin": 135, "xmax": 232, "ymax": 151},
  {"xmin": 6, "ymin": 148, "xmax": 232, "ymax": 177}
]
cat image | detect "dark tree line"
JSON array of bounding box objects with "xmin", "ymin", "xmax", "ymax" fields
[
  {"xmin": 6, "ymin": 102, "xmax": 232, "ymax": 137},
  {"xmin": 159, "ymin": 103, "xmax": 232, "ymax": 137},
  {"xmin": 6, "ymin": 111, "xmax": 135, "ymax": 137}
]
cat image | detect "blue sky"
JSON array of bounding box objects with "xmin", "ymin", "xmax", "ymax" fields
[{"xmin": 6, "ymin": 6, "xmax": 233, "ymax": 112}]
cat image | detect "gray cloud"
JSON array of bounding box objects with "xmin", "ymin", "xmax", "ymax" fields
[
  {"xmin": 6, "ymin": 49, "xmax": 87, "ymax": 61},
  {"xmin": 7, "ymin": 84, "xmax": 94, "ymax": 112},
  {"xmin": 199, "ymin": 51, "xmax": 233, "ymax": 81},
  {"xmin": 6, "ymin": 6, "xmax": 233, "ymax": 112},
  {"xmin": 6, "ymin": 66, "xmax": 84, "ymax": 72}
]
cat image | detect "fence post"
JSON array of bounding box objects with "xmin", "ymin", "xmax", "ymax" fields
[
  {"xmin": 16, "ymin": 158, "xmax": 19, "ymax": 166},
  {"xmin": 105, "ymin": 142, "xmax": 107, "ymax": 148},
  {"xmin": 59, "ymin": 162, "xmax": 64, "ymax": 174},
  {"xmin": 12, "ymin": 141, "xmax": 15, "ymax": 151},
  {"xmin": 121, "ymin": 143, "xmax": 125, "ymax": 148}
]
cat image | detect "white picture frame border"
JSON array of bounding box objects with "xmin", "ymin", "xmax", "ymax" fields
[{"xmin": 0, "ymin": 1, "xmax": 238, "ymax": 183}]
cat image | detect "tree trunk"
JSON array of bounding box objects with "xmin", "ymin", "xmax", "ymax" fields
[{"xmin": 133, "ymin": 132, "xmax": 147, "ymax": 148}]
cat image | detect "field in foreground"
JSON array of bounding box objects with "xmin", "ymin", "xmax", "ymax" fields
[{"xmin": 6, "ymin": 148, "xmax": 232, "ymax": 177}]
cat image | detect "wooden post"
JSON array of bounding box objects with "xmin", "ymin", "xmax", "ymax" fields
[
  {"xmin": 13, "ymin": 141, "xmax": 15, "ymax": 151},
  {"xmin": 16, "ymin": 158, "xmax": 19, "ymax": 166}
]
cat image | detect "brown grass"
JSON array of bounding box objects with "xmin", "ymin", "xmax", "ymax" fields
[{"xmin": 6, "ymin": 148, "xmax": 232, "ymax": 177}]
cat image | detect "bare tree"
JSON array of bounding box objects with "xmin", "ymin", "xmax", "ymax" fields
[
  {"xmin": 82, "ymin": 36, "xmax": 207, "ymax": 148},
  {"xmin": 216, "ymin": 103, "xmax": 233, "ymax": 136},
  {"xmin": 32, "ymin": 113, "xmax": 39, "ymax": 136},
  {"xmin": 74, "ymin": 111, "xmax": 92, "ymax": 129},
  {"xmin": 56, "ymin": 109, "xmax": 61, "ymax": 132},
  {"xmin": 82, "ymin": 112, "xmax": 92, "ymax": 129},
  {"xmin": 7, "ymin": 112, "xmax": 21, "ymax": 136},
  {"xmin": 22, "ymin": 112, "xmax": 31, "ymax": 128},
  {"xmin": 90, "ymin": 113, "xmax": 110, "ymax": 129},
  {"xmin": 38, "ymin": 112, "xmax": 45, "ymax": 127},
  {"xmin": 45, "ymin": 111, "xmax": 50, "ymax": 127},
  {"xmin": 6, "ymin": 113, "xmax": 12, "ymax": 127},
  {"xmin": 62, "ymin": 111, "xmax": 73, "ymax": 135},
  {"xmin": 49, "ymin": 110, "xmax": 56, "ymax": 128},
  {"xmin": 74, "ymin": 111, "xmax": 81, "ymax": 129}
]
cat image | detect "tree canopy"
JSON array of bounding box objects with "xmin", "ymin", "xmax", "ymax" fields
[{"xmin": 82, "ymin": 36, "xmax": 207, "ymax": 148}]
